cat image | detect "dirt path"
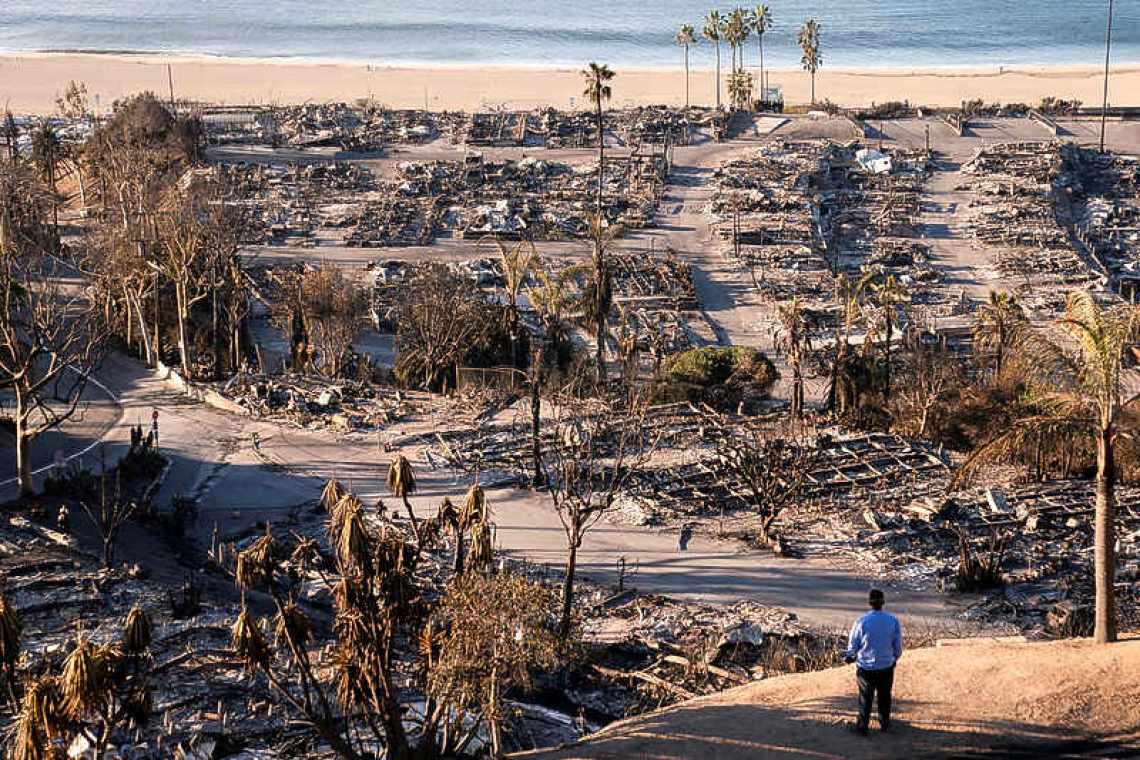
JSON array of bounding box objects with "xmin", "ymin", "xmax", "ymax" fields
[{"xmin": 518, "ymin": 637, "xmax": 1140, "ymax": 759}]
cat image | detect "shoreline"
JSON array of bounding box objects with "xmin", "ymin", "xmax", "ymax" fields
[
  {"xmin": 2, "ymin": 51, "xmax": 1139, "ymax": 114},
  {"xmin": 6, "ymin": 48, "xmax": 1140, "ymax": 73}
]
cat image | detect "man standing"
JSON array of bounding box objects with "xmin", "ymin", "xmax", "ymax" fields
[{"xmin": 845, "ymin": 588, "xmax": 903, "ymax": 735}]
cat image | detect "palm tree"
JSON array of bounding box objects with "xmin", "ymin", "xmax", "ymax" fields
[
  {"xmin": 798, "ymin": 18, "xmax": 822, "ymax": 104},
  {"xmin": 773, "ymin": 296, "xmax": 813, "ymax": 418},
  {"xmin": 527, "ymin": 265, "xmax": 583, "ymax": 485},
  {"xmin": 972, "ymin": 291, "xmax": 1027, "ymax": 380},
  {"xmin": 674, "ymin": 25, "xmax": 697, "ymax": 109},
  {"xmin": 581, "ymin": 62, "xmax": 614, "ymax": 215},
  {"xmin": 958, "ymin": 290, "xmax": 1140, "ymax": 643},
  {"xmin": 478, "ymin": 236, "xmax": 536, "ymax": 370},
  {"xmin": 702, "ymin": 11, "xmax": 724, "ymax": 109},
  {"xmin": 752, "ymin": 5, "xmax": 773, "ymax": 98},
  {"xmin": 827, "ymin": 274, "xmax": 871, "ymax": 413},
  {"xmin": 386, "ymin": 454, "xmax": 419, "ymax": 536},
  {"xmin": 727, "ymin": 70, "xmax": 754, "ymax": 111},
  {"xmin": 30, "ymin": 120, "xmax": 61, "ymax": 232},
  {"xmin": 583, "ymin": 213, "xmax": 622, "ymax": 385},
  {"xmin": 864, "ymin": 273, "xmax": 908, "ymax": 401},
  {"xmin": 729, "ymin": 8, "xmax": 750, "ymax": 73}
]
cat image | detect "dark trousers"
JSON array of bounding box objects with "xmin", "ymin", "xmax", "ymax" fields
[{"xmin": 856, "ymin": 665, "xmax": 895, "ymax": 729}]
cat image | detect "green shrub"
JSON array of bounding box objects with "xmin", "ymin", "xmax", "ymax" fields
[
  {"xmin": 656, "ymin": 347, "xmax": 777, "ymax": 410},
  {"xmin": 663, "ymin": 347, "xmax": 776, "ymax": 390}
]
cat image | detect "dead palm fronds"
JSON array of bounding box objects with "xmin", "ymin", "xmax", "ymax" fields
[
  {"xmin": 335, "ymin": 507, "xmax": 371, "ymax": 570},
  {"xmin": 319, "ymin": 477, "xmax": 347, "ymax": 514},
  {"xmin": 232, "ymin": 607, "xmax": 271, "ymax": 672},
  {"xmin": 329, "ymin": 492, "xmax": 365, "ymax": 545},
  {"xmin": 10, "ymin": 676, "xmax": 65, "ymax": 760},
  {"xmin": 459, "ymin": 485, "xmax": 489, "ymax": 529},
  {"xmin": 386, "ymin": 454, "xmax": 420, "ymax": 535},
  {"xmin": 273, "ymin": 599, "xmax": 312, "ymax": 653},
  {"xmin": 121, "ymin": 681, "xmax": 153, "ymax": 726},
  {"xmin": 468, "ymin": 521, "xmax": 494, "ymax": 573},
  {"xmin": 59, "ymin": 636, "xmax": 112, "ymax": 721},
  {"xmin": 123, "ymin": 604, "xmax": 152, "ymax": 655},
  {"xmin": 236, "ymin": 526, "xmax": 282, "ymax": 591}
]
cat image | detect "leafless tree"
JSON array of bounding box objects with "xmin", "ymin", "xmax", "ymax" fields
[
  {"xmin": 707, "ymin": 412, "xmax": 822, "ymax": 553},
  {"xmin": 541, "ymin": 379, "xmax": 660, "ymax": 636},
  {"xmin": 396, "ymin": 263, "xmax": 491, "ymax": 391},
  {"xmin": 81, "ymin": 471, "xmax": 138, "ymax": 567},
  {"xmin": 154, "ymin": 191, "xmax": 242, "ymax": 378},
  {"xmin": 302, "ymin": 265, "xmax": 368, "ymax": 378},
  {"xmin": 0, "ymin": 165, "xmax": 107, "ymax": 496},
  {"xmin": 892, "ymin": 331, "xmax": 966, "ymax": 438}
]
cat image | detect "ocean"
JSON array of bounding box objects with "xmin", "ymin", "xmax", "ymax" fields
[{"xmin": 0, "ymin": 1, "xmax": 1136, "ymax": 70}]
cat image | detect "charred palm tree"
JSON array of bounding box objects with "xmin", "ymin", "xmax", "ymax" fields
[
  {"xmin": 773, "ymin": 296, "xmax": 813, "ymax": 419},
  {"xmin": 864, "ymin": 273, "xmax": 907, "ymax": 401},
  {"xmin": 386, "ymin": 454, "xmax": 420, "ymax": 536},
  {"xmin": 583, "ymin": 213, "xmax": 623, "ymax": 385},
  {"xmin": 972, "ymin": 290, "xmax": 1027, "ymax": 380},
  {"xmin": 527, "ymin": 265, "xmax": 583, "ymax": 486}
]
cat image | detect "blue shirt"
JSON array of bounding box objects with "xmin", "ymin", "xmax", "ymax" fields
[{"xmin": 846, "ymin": 610, "xmax": 903, "ymax": 671}]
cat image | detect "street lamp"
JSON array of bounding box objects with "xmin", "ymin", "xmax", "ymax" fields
[{"xmin": 1100, "ymin": 0, "xmax": 1115, "ymax": 153}]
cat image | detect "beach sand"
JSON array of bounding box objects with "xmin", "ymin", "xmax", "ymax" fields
[{"xmin": 1, "ymin": 52, "xmax": 1138, "ymax": 114}]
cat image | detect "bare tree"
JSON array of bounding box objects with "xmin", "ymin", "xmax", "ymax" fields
[
  {"xmin": 0, "ymin": 166, "xmax": 107, "ymax": 496},
  {"xmin": 81, "ymin": 471, "xmax": 138, "ymax": 567},
  {"xmin": 707, "ymin": 413, "xmax": 821, "ymax": 553},
  {"xmin": 892, "ymin": 331, "xmax": 965, "ymax": 438},
  {"xmin": 541, "ymin": 380, "xmax": 659, "ymax": 636},
  {"xmin": 296, "ymin": 264, "xmax": 368, "ymax": 378},
  {"xmin": 396, "ymin": 263, "xmax": 491, "ymax": 391}
]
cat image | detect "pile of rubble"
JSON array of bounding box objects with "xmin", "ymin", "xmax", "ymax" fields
[
  {"xmin": 843, "ymin": 479, "xmax": 1140, "ymax": 635},
  {"xmin": 206, "ymin": 103, "xmax": 437, "ymax": 150},
  {"xmin": 618, "ymin": 431, "xmax": 951, "ymax": 528},
  {"xmin": 217, "ymin": 161, "xmax": 377, "ymax": 245},
  {"xmin": 961, "ymin": 142, "xmax": 1104, "ymax": 305},
  {"xmin": 578, "ymin": 593, "xmax": 840, "ymax": 712},
  {"xmin": 708, "ymin": 139, "xmax": 936, "ymax": 334},
  {"xmin": 211, "ymin": 372, "xmax": 418, "ymax": 431},
  {"xmin": 1066, "ymin": 145, "xmax": 1140, "ymax": 299}
]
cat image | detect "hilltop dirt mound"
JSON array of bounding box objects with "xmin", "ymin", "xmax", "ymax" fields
[{"xmin": 517, "ymin": 637, "xmax": 1140, "ymax": 759}]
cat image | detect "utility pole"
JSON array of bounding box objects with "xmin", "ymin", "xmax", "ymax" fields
[
  {"xmin": 1100, "ymin": 0, "xmax": 1114, "ymax": 153},
  {"xmin": 167, "ymin": 64, "xmax": 176, "ymax": 113}
]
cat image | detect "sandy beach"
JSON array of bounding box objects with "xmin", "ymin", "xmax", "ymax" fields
[{"xmin": 1, "ymin": 52, "xmax": 1138, "ymax": 114}]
